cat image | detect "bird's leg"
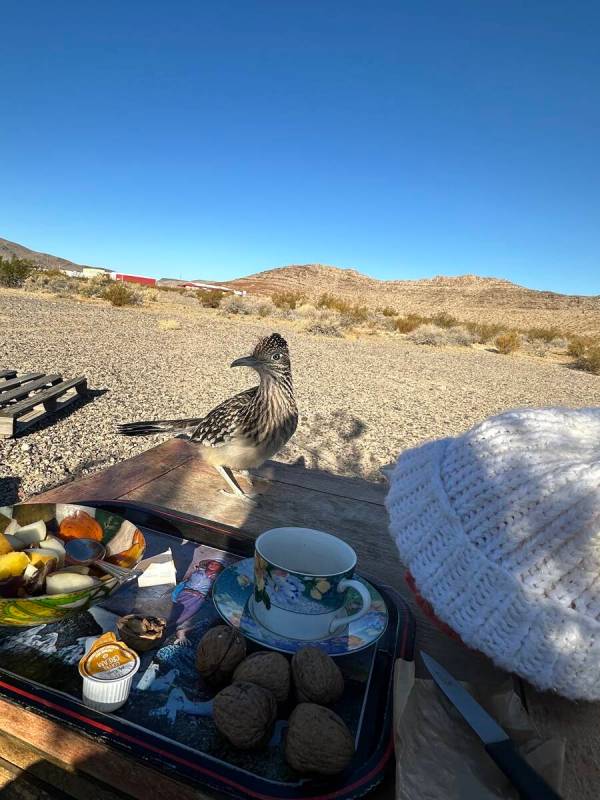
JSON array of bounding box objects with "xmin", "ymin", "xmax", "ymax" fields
[{"xmin": 215, "ymin": 465, "xmax": 255, "ymax": 501}]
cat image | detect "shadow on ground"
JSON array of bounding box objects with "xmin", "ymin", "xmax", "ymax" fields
[
  {"xmin": 0, "ymin": 476, "xmax": 21, "ymax": 506},
  {"xmin": 12, "ymin": 388, "xmax": 109, "ymax": 439}
]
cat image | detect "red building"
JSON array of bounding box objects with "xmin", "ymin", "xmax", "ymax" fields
[{"xmin": 115, "ymin": 273, "xmax": 157, "ymax": 287}]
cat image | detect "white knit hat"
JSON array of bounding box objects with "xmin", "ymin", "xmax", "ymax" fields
[{"xmin": 385, "ymin": 407, "xmax": 600, "ymax": 701}]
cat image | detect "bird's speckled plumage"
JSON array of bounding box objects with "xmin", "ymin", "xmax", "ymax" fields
[{"xmin": 118, "ymin": 332, "xmax": 298, "ymax": 478}]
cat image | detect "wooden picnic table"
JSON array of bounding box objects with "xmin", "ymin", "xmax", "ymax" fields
[{"xmin": 0, "ymin": 438, "xmax": 597, "ymax": 799}]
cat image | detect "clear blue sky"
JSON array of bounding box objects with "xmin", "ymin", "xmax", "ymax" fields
[{"xmin": 1, "ymin": 1, "xmax": 599, "ymax": 294}]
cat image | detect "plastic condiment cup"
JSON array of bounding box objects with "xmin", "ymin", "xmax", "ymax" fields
[{"xmin": 78, "ymin": 635, "xmax": 140, "ymax": 713}]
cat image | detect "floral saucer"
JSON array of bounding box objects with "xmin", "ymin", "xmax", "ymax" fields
[{"xmin": 212, "ymin": 558, "xmax": 388, "ymax": 656}]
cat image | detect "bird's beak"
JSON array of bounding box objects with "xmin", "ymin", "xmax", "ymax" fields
[{"xmin": 230, "ymin": 356, "xmax": 259, "ymax": 369}]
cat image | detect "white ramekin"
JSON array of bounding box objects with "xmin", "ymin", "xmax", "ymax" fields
[{"xmin": 79, "ymin": 641, "xmax": 140, "ymax": 713}]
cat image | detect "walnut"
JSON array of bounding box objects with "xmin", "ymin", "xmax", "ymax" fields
[
  {"xmin": 233, "ymin": 652, "xmax": 290, "ymax": 704},
  {"xmin": 285, "ymin": 703, "xmax": 355, "ymax": 775},
  {"xmin": 291, "ymin": 647, "xmax": 344, "ymax": 705},
  {"xmin": 196, "ymin": 625, "xmax": 246, "ymax": 686},
  {"xmin": 213, "ymin": 682, "xmax": 277, "ymax": 749},
  {"xmin": 117, "ymin": 615, "xmax": 166, "ymax": 652}
]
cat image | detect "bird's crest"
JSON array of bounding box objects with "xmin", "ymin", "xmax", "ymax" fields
[{"xmin": 252, "ymin": 332, "xmax": 289, "ymax": 358}]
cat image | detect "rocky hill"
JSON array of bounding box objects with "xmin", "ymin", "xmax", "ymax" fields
[
  {"xmin": 3, "ymin": 238, "xmax": 599, "ymax": 334},
  {"xmin": 217, "ymin": 264, "xmax": 600, "ymax": 335},
  {"xmin": 0, "ymin": 237, "xmax": 94, "ymax": 273}
]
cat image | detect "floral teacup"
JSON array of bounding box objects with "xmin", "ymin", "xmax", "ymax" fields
[{"xmin": 251, "ymin": 527, "xmax": 372, "ymax": 640}]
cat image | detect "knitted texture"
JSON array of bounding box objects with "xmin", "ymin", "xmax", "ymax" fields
[{"xmin": 385, "ymin": 407, "xmax": 600, "ymax": 701}]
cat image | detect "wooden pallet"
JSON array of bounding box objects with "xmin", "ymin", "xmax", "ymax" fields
[{"xmin": 0, "ymin": 371, "xmax": 87, "ymax": 438}]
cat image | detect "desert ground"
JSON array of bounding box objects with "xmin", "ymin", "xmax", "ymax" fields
[{"xmin": 1, "ymin": 288, "xmax": 599, "ymax": 506}]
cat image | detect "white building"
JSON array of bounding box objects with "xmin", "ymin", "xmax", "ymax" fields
[{"xmin": 81, "ymin": 266, "xmax": 114, "ymax": 279}]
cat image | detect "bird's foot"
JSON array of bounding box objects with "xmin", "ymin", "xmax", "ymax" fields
[{"xmin": 219, "ymin": 488, "xmax": 257, "ymax": 503}]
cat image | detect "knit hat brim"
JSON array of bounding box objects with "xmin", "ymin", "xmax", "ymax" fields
[{"xmin": 385, "ymin": 437, "xmax": 600, "ymax": 700}]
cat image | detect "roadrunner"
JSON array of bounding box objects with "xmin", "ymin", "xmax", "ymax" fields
[{"xmin": 118, "ymin": 333, "xmax": 298, "ymax": 499}]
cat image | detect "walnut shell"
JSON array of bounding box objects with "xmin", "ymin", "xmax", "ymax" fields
[
  {"xmin": 291, "ymin": 647, "xmax": 344, "ymax": 705},
  {"xmin": 285, "ymin": 703, "xmax": 355, "ymax": 775},
  {"xmin": 196, "ymin": 625, "xmax": 246, "ymax": 686},
  {"xmin": 117, "ymin": 615, "xmax": 166, "ymax": 652},
  {"xmin": 213, "ymin": 682, "xmax": 277, "ymax": 749},
  {"xmin": 232, "ymin": 651, "xmax": 290, "ymax": 704}
]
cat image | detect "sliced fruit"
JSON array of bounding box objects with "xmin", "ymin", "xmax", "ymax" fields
[
  {"xmin": 12, "ymin": 504, "xmax": 54, "ymax": 526},
  {"xmin": 45, "ymin": 572, "xmax": 99, "ymax": 595},
  {"xmin": 40, "ymin": 535, "xmax": 66, "ymax": 566},
  {"xmin": 27, "ymin": 548, "xmax": 59, "ymax": 570},
  {"xmin": 14, "ymin": 520, "xmax": 47, "ymax": 546},
  {"xmin": 4, "ymin": 519, "xmax": 19, "ymax": 536},
  {"xmin": 0, "ymin": 532, "xmax": 13, "ymax": 556},
  {"xmin": 0, "ymin": 513, "xmax": 14, "ymax": 534},
  {"xmin": 4, "ymin": 534, "xmax": 27, "ymax": 552},
  {"xmin": 59, "ymin": 510, "xmax": 103, "ymax": 542},
  {"xmin": 107, "ymin": 524, "xmax": 145, "ymax": 568},
  {"xmin": 0, "ymin": 552, "xmax": 39, "ymax": 598},
  {"xmin": 26, "ymin": 549, "xmax": 59, "ymax": 594},
  {"xmin": 53, "ymin": 565, "xmax": 91, "ymax": 575},
  {"xmin": 0, "ymin": 552, "xmax": 30, "ymax": 581}
]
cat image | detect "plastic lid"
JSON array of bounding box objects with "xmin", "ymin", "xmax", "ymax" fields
[{"xmin": 79, "ymin": 632, "xmax": 138, "ymax": 682}]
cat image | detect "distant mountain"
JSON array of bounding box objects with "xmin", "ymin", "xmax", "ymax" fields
[
  {"xmin": 222, "ymin": 263, "xmax": 599, "ymax": 310},
  {"xmin": 3, "ymin": 239, "xmax": 599, "ymax": 333},
  {"xmin": 219, "ymin": 264, "xmax": 600, "ymax": 334},
  {"xmin": 0, "ymin": 237, "xmax": 105, "ymax": 273}
]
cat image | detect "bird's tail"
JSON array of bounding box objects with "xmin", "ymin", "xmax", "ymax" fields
[{"xmin": 117, "ymin": 417, "xmax": 202, "ymax": 437}]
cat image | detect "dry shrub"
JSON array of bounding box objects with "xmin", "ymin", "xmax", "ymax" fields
[
  {"xmin": 101, "ymin": 282, "xmax": 141, "ymax": 307},
  {"xmin": 380, "ymin": 306, "xmax": 397, "ymax": 317},
  {"xmin": 79, "ymin": 275, "xmax": 113, "ymax": 297},
  {"xmin": 158, "ymin": 285, "xmax": 186, "ymax": 295},
  {"xmin": 196, "ymin": 289, "xmax": 224, "ymax": 308},
  {"xmin": 293, "ymin": 303, "xmax": 319, "ymax": 319},
  {"xmin": 24, "ymin": 270, "xmax": 81, "ymax": 297},
  {"xmin": 464, "ymin": 321, "xmax": 504, "ymax": 343},
  {"xmin": 220, "ymin": 294, "xmax": 247, "ymax": 314},
  {"xmin": 219, "ymin": 294, "xmax": 276, "ymax": 317},
  {"xmin": 158, "ymin": 319, "xmax": 182, "ymax": 331},
  {"xmin": 394, "ymin": 314, "xmax": 426, "ymax": 333},
  {"xmin": 255, "ymin": 298, "xmax": 277, "ymax": 318},
  {"xmin": 338, "ymin": 305, "xmax": 368, "ymax": 324},
  {"xmin": 316, "ymin": 292, "xmax": 340, "ymax": 310},
  {"xmin": 408, "ymin": 324, "xmax": 475, "ymax": 347},
  {"xmin": 241, "ymin": 295, "xmax": 277, "ymax": 317},
  {"xmin": 23, "ymin": 271, "xmax": 54, "ymax": 291},
  {"xmin": 142, "ymin": 288, "xmax": 159, "ymax": 302},
  {"xmin": 432, "ymin": 311, "xmax": 458, "ymax": 329},
  {"xmin": 367, "ymin": 312, "xmax": 396, "ymax": 332},
  {"xmin": 0, "ymin": 257, "xmax": 34, "ymax": 287},
  {"xmin": 526, "ymin": 326, "xmax": 562, "ymax": 343},
  {"xmin": 568, "ymin": 336, "xmax": 592, "ymax": 358},
  {"xmin": 272, "ymin": 291, "xmax": 305, "ymax": 310},
  {"xmin": 495, "ymin": 331, "xmax": 521, "ymax": 354},
  {"xmin": 575, "ymin": 346, "xmax": 600, "ymax": 375},
  {"xmin": 303, "ymin": 321, "xmax": 344, "ymax": 337},
  {"xmin": 302, "ymin": 312, "xmax": 344, "ymax": 337},
  {"xmin": 316, "ymin": 294, "xmax": 369, "ymax": 323},
  {"xmin": 529, "ymin": 342, "xmax": 552, "ymax": 358}
]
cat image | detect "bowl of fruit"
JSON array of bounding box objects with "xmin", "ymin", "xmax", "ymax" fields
[{"xmin": 0, "ymin": 503, "xmax": 146, "ymax": 626}]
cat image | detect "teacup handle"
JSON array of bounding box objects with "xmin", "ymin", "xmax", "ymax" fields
[{"xmin": 329, "ymin": 579, "xmax": 372, "ymax": 634}]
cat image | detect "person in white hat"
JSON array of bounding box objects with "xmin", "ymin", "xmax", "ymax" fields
[{"xmin": 385, "ymin": 407, "xmax": 600, "ymax": 701}]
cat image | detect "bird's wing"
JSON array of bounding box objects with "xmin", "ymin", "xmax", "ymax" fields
[{"xmin": 190, "ymin": 387, "xmax": 257, "ymax": 446}]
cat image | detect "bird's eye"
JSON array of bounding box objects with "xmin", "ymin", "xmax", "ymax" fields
[{"xmin": 272, "ymin": 352, "xmax": 282, "ymax": 361}]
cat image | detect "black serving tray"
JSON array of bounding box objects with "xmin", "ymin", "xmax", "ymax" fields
[{"xmin": 0, "ymin": 502, "xmax": 415, "ymax": 800}]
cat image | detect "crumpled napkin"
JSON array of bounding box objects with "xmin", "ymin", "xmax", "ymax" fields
[
  {"xmin": 393, "ymin": 659, "xmax": 565, "ymax": 799},
  {"xmin": 136, "ymin": 548, "xmax": 177, "ymax": 587}
]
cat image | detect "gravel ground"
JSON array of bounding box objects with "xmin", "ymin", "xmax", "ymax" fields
[{"xmin": 1, "ymin": 290, "xmax": 599, "ymax": 505}]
